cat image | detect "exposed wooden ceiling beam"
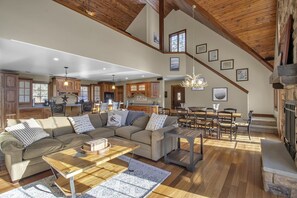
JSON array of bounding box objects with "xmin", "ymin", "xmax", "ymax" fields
[{"xmin": 172, "ymin": 0, "xmax": 273, "ymax": 71}]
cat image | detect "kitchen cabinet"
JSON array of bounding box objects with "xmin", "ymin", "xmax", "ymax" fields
[
  {"xmin": 126, "ymin": 82, "xmax": 160, "ymax": 98},
  {"xmin": 50, "ymin": 77, "xmax": 81, "ymax": 97},
  {"xmin": 0, "ymin": 72, "xmax": 18, "ymax": 130}
]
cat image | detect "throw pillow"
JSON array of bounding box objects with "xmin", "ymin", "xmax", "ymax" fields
[
  {"xmin": 5, "ymin": 118, "xmax": 50, "ymax": 147},
  {"xmin": 68, "ymin": 114, "xmax": 95, "ymax": 134},
  {"xmin": 145, "ymin": 113, "xmax": 168, "ymax": 131},
  {"xmin": 126, "ymin": 111, "xmax": 146, "ymax": 125},
  {"xmin": 107, "ymin": 113, "xmax": 122, "ymax": 127},
  {"xmin": 108, "ymin": 110, "xmax": 128, "ymax": 126}
]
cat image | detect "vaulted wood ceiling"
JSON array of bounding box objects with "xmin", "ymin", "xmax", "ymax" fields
[{"xmin": 54, "ymin": 0, "xmax": 276, "ymax": 70}]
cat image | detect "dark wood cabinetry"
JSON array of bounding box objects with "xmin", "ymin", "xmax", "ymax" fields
[
  {"xmin": 126, "ymin": 82, "xmax": 160, "ymax": 98},
  {"xmin": 115, "ymin": 86, "xmax": 124, "ymax": 102},
  {"xmin": 0, "ymin": 72, "xmax": 18, "ymax": 130},
  {"xmin": 50, "ymin": 77, "xmax": 81, "ymax": 97}
]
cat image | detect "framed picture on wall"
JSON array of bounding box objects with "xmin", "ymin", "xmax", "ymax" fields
[
  {"xmin": 236, "ymin": 68, "xmax": 249, "ymax": 81},
  {"xmin": 212, "ymin": 87, "xmax": 228, "ymax": 101},
  {"xmin": 208, "ymin": 49, "xmax": 219, "ymax": 62},
  {"xmin": 220, "ymin": 59, "xmax": 234, "ymax": 70},
  {"xmin": 196, "ymin": 43, "xmax": 207, "ymax": 54},
  {"xmin": 170, "ymin": 57, "xmax": 180, "ymax": 71}
]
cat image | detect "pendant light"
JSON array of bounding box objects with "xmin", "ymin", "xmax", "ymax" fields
[
  {"xmin": 111, "ymin": 75, "xmax": 116, "ymax": 90},
  {"xmin": 180, "ymin": 5, "xmax": 207, "ymax": 89},
  {"xmin": 63, "ymin": 67, "xmax": 69, "ymax": 86}
]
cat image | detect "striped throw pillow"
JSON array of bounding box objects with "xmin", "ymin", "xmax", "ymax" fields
[
  {"xmin": 145, "ymin": 113, "xmax": 168, "ymax": 131},
  {"xmin": 68, "ymin": 114, "xmax": 95, "ymax": 134},
  {"xmin": 5, "ymin": 118, "xmax": 49, "ymax": 147}
]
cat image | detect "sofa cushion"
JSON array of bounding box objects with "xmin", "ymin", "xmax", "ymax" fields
[
  {"xmin": 88, "ymin": 114, "xmax": 103, "ymax": 128},
  {"xmin": 145, "ymin": 113, "xmax": 167, "ymax": 131},
  {"xmin": 131, "ymin": 130, "xmax": 152, "ymax": 145},
  {"xmin": 86, "ymin": 128, "xmax": 115, "ymax": 139},
  {"xmin": 68, "ymin": 114, "xmax": 95, "ymax": 134},
  {"xmin": 51, "ymin": 117, "xmax": 75, "ymax": 137},
  {"xmin": 115, "ymin": 126, "xmax": 143, "ymax": 139},
  {"xmin": 23, "ymin": 138, "xmax": 63, "ymax": 160},
  {"xmin": 100, "ymin": 113, "xmax": 108, "ymax": 126},
  {"xmin": 56, "ymin": 133, "xmax": 91, "ymax": 149},
  {"xmin": 5, "ymin": 118, "xmax": 50, "ymax": 147},
  {"xmin": 36, "ymin": 118, "xmax": 54, "ymax": 137},
  {"xmin": 126, "ymin": 111, "xmax": 146, "ymax": 125},
  {"xmin": 132, "ymin": 115, "xmax": 149, "ymax": 129}
]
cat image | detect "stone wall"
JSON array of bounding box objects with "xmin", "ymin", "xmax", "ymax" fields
[{"xmin": 277, "ymin": 0, "xmax": 297, "ymax": 148}]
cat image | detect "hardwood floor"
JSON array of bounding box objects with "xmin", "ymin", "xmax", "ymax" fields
[{"xmin": 0, "ymin": 131, "xmax": 280, "ymax": 198}]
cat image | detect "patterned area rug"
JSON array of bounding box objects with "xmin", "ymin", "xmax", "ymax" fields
[{"xmin": 0, "ymin": 156, "xmax": 170, "ymax": 198}]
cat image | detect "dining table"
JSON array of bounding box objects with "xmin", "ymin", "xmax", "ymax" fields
[{"xmin": 169, "ymin": 109, "xmax": 242, "ymax": 118}]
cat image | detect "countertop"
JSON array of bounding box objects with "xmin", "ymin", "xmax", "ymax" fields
[
  {"xmin": 19, "ymin": 103, "xmax": 81, "ymax": 110},
  {"xmin": 129, "ymin": 103, "xmax": 159, "ymax": 107},
  {"xmin": 19, "ymin": 105, "xmax": 50, "ymax": 110}
]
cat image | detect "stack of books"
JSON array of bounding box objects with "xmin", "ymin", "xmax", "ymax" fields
[{"xmin": 83, "ymin": 138, "xmax": 108, "ymax": 152}]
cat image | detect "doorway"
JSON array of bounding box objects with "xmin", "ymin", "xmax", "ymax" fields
[{"xmin": 171, "ymin": 85, "xmax": 185, "ymax": 109}]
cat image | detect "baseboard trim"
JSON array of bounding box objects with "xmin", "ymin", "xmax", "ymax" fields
[{"xmin": 253, "ymin": 113, "xmax": 275, "ymax": 118}]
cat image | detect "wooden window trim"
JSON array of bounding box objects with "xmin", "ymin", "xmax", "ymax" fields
[
  {"xmin": 169, "ymin": 29, "xmax": 186, "ymax": 52},
  {"xmin": 80, "ymin": 85, "xmax": 90, "ymax": 101},
  {"xmin": 32, "ymin": 82, "xmax": 49, "ymax": 104},
  {"xmin": 19, "ymin": 78, "xmax": 33, "ymax": 106}
]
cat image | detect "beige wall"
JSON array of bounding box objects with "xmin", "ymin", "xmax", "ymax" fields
[
  {"xmin": 127, "ymin": 4, "xmax": 160, "ymax": 49},
  {"xmin": 126, "ymin": 6, "xmax": 147, "ymax": 43},
  {"xmin": 165, "ymin": 10, "xmax": 274, "ymax": 115},
  {"xmin": 0, "ymin": 0, "xmax": 184, "ymax": 77}
]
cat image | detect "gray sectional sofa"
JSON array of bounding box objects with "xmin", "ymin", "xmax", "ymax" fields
[{"xmin": 0, "ymin": 112, "xmax": 178, "ymax": 182}]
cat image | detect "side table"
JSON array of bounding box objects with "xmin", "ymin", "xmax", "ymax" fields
[{"xmin": 164, "ymin": 127, "xmax": 203, "ymax": 171}]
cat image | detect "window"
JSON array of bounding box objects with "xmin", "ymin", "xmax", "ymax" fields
[
  {"xmin": 19, "ymin": 79, "xmax": 31, "ymax": 103},
  {"xmin": 94, "ymin": 86, "xmax": 100, "ymax": 102},
  {"xmin": 81, "ymin": 86, "xmax": 89, "ymax": 101},
  {"xmin": 169, "ymin": 30, "xmax": 186, "ymax": 52},
  {"xmin": 33, "ymin": 83, "xmax": 48, "ymax": 103}
]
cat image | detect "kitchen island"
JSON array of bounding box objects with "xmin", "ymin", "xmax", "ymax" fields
[{"xmin": 127, "ymin": 103, "xmax": 159, "ymax": 114}]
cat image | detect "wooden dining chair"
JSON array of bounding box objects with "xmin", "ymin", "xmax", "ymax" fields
[
  {"xmin": 81, "ymin": 101, "xmax": 94, "ymax": 114},
  {"xmin": 161, "ymin": 108, "xmax": 171, "ymax": 115},
  {"xmin": 235, "ymin": 110, "xmax": 253, "ymax": 140},
  {"xmin": 217, "ymin": 111, "xmax": 237, "ymax": 141},
  {"xmin": 206, "ymin": 107, "xmax": 217, "ymax": 136},
  {"xmin": 224, "ymin": 108, "xmax": 237, "ymax": 121},
  {"xmin": 190, "ymin": 110, "xmax": 211, "ymax": 136},
  {"xmin": 50, "ymin": 102, "xmax": 66, "ymax": 116},
  {"xmin": 176, "ymin": 109, "xmax": 191, "ymax": 127}
]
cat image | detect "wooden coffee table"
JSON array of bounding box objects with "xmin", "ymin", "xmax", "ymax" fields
[{"xmin": 43, "ymin": 138, "xmax": 139, "ymax": 198}]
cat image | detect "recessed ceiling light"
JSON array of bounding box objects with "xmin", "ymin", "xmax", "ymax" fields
[
  {"xmin": 141, "ymin": 75, "xmax": 145, "ymax": 78},
  {"xmin": 103, "ymin": 67, "xmax": 106, "ymax": 70},
  {"xmin": 125, "ymin": 77, "xmax": 128, "ymax": 80},
  {"xmin": 53, "ymin": 57, "xmax": 59, "ymax": 61}
]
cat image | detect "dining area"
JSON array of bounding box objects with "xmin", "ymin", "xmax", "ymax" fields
[{"xmin": 158, "ymin": 106, "xmax": 253, "ymax": 141}]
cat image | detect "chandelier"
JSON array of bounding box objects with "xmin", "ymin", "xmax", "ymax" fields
[{"xmin": 180, "ymin": 5, "xmax": 207, "ymax": 89}]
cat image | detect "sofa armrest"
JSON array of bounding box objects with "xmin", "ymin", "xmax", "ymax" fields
[
  {"xmin": 152, "ymin": 125, "xmax": 177, "ymax": 141},
  {"xmin": 0, "ymin": 133, "xmax": 24, "ymax": 155}
]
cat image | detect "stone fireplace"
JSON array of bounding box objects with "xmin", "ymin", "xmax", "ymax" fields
[{"xmin": 284, "ymin": 101, "xmax": 297, "ymax": 162}]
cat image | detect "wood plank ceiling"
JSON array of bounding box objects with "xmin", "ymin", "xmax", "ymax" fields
[
  {"xmin": 54, "ymin": 0, "xmax": 176, "ymax": 31},
  {"xmin": 53, "ymin": 0, "xmax": 276, "ymax": 70},
  {"xmin": 193, "ymin": 0, "xmax": 277, "ymax": 67}
]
